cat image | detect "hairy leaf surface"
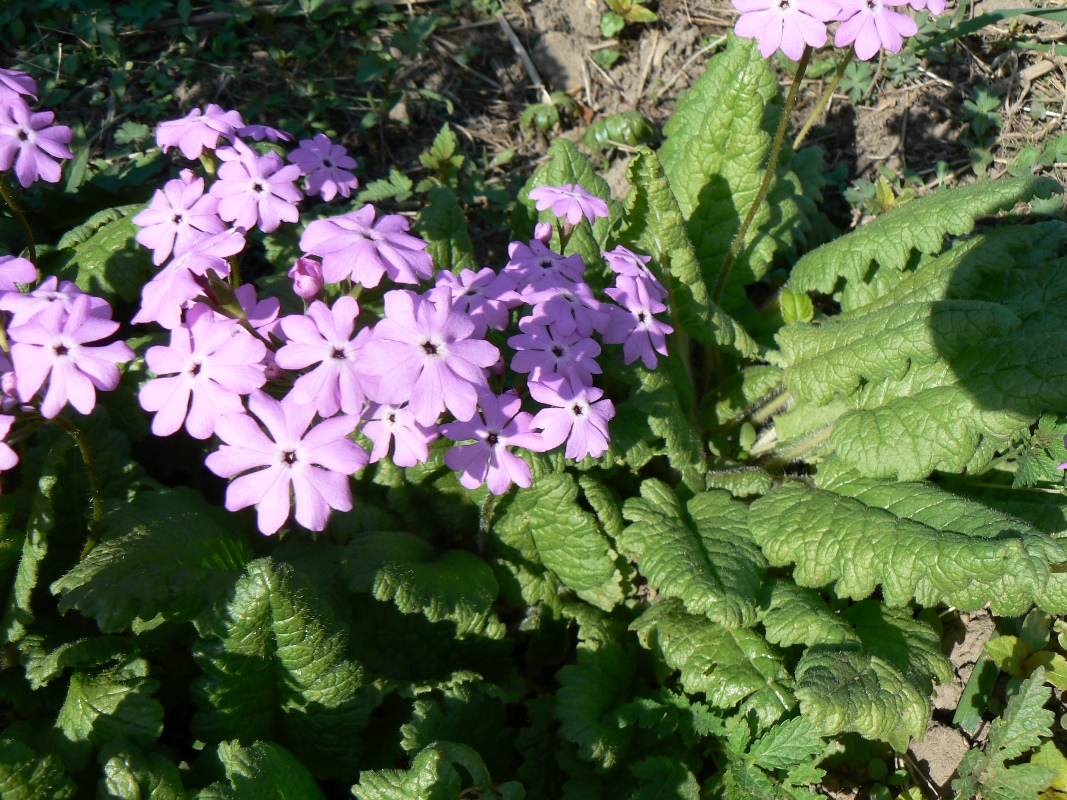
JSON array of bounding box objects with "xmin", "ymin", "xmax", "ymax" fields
[
  {"xmin": 198, "ymin": 740, "xmax": 325, "ymax": 800},
  {"xmin": 50, "ymin": 205, "xmax": 156, "ymax": 303}
]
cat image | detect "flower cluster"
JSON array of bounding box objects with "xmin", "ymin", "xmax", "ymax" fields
[
  {"xmin": 130, "ymin": 115, "xmax": 674, "ymax": 534},
  {"xmin": 732, "ymin": 0, "xmax": 942, "ymax": 61},
  {"xmin": 0, "ymin": 67, "xmax": 74, "ymax": 187}
]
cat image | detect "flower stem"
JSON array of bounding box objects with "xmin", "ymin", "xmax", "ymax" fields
[
  {"xmin": 50, "ymin": 416, "xmax": 105, "ymax": 558},
  {"xmin": 0, "ymin": 177, "xmax": 36, "ymax": 266},
  {"xmin": 713, "ymin": 46, "xmax": 812, "ymax": 306},
  {"xmin": 793, "ymin": 47, "xmax": 854, "ymax": 150}
]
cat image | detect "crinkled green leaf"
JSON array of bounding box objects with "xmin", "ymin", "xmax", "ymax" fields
[
  {"xmin": 1, "ymin": 440, "xmax": 68, "ymax": 644},
  {"xmin": 629, "ymin": 756, "xmax": 700, "ymax": 800},
  {"xmin": 0, "ymin": 739, "xmax": 76, "ymax": 800},
  {"xmin": 51, "ymin": 487, "xmax": 253, "ymax": 632},
  {"xmin": 1014, "ymin": 414, "xmax": 1067, "ymax": 488},
  {"xmin": 98, "ymin": 742, "xmax": 185, "ymax": 800},
  {"xmin": 352, "ymin": 744, "xmax": 463, "ymax": 800},
  {"xmin": 704, "ymin": 468, "xmax": 774, "ymax": 498},
  {"xmin": 758, "ymin": 579, "xmax": 854, "ymax": 648},
  {"xmin": 51, "ymin": 205, "xmax": 156, "ymax": 303},
  {"xmin": 953, "ymin": 668, "xmax": 1057, "ymax": 800},
  {"xmin": 659, "ymin": 33, "xmax": 814, "ymax": 317},
  {"xmin": 749, "ymin": 483, "xmax": 1067, "ymax": 615},
  {"xmin": 54, "ymin": 659, "xmax": 163, "ymax": 769},
  {"xmin": 747, "ymin": 716, "xmax": 825, "ymax": 771},
  {"xmin": 198, "ymin": 740, "xmax": 325, "ymax": 800},
  {"xmin": 20, "ymin": 634, "xmax": 132, "ymax": 690},
  {"xmin": 415, "ymin": 185, "xmax": 477, "ymax": 275},
  {"xmin": 618, "ymin": 688, "xmax": 724, "ymax": 746},
  {"xmin": 621, "ymin": 147, "xmax": 758, "ymax": 356},
  {"xmin": 789, "ymin": 176, "xmax": 1061, "ymax": 300},
  {"xmin": 193, "ymin": 558, "xmax": 371, "ymax": 779},
  {"xmin": 620, "ymin": 480, "xmax": 764, "ymax": 627},
  {"xmin": 631, "ymin": 599, "xmax": 794, "ymax": 726},
  {"xmin": 494, "ymin": 473, "xmax": 625, "ymax": 611},
  {"xmin": 342, "ymin": 531, "xmax": 505, "ymax": 638}
]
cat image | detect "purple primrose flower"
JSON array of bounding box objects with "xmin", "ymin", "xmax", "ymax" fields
[
  {"xmin": 362, "ymin": 401, "xmax": 438, "ymax": 467},
  {"xmin": 529, "ymin": 374, "xmax": 615, "ymax": 461},
  {"xmin": 0, "ymin": 96, "xmax": 73, "ymax": 187},
  {"xmin": 210, "ymin": 140, "xmax": 302, "ymax": 233},
  {"xmin": 288, "ymin": 133, "xmax": 359, "ymax": 201},
  {"xmin": 156, "ymin": 104, "xmax": 245, "ymax": 160},
  {"xmin": 133, "ymin": 171, "xmax": 226, "ymax": 265},
  {"xmin": 528, "ymin": 184, "xmax": 609, "ymax": 226}
]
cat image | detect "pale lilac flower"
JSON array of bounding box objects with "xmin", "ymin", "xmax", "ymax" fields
[
  {"xmin": 602, "ymin": 246, "xmax": 667, "ymax": 300},
  {"xmin": 508, "ymin": 318, "xmax": 602, "ymax": 386},
  {"xmin": 210, "ymin": 140, "xmax": 302, "ymax": 233},
  {"xmin": 0, "ymin": 276, "xmax": 111, "ymax": 326},
  {"xmin": 0, "ymin": 254, "xmax": 36, "ymax": 293},
  {"xmin": 275, "ymin": 296, "xmax": 374, "ymax": 418},
  {"xmin": 237, "ymin": 124, "xmax": 294, "ymax": 143},
  {"xmin": 362, "ymin": 402, "xmax": 437, "ymax": 467},
  {"xmin": 529, "ymin": 375, "xmax": 614, "ymax": 461},
  {"xmin": 835, "ymin": 0, "xmax": 918, "ymax": 60},
  {"xmin": 133, "ymin": 173, "xmax": 226, "ymax": 265},
  {"xmin": 139, "ymin": 314, "xmax": 266, "ymax": 439},
  {"xmin": 1, "ymin": 369, "xmax": 18, "ymax": 413},
  {"xmin": 0, "ymin": 415, "xmax": 18, "ymax": 481},
  {"xmin": 0, "ymin": 68, "xmax": 37, "ymax": 101},
  {"xmin": 907, "ymin": 0, "xmax": 946, "ymax": 12},
  {"xmin": 0, "ymin": 96, "xmax": 73, "ymax": 187},
  {"xmin": 604, "ymin": 275, "xmax": 674, "ymax": 369},
  {"xmin": 528, "ymin": 184, "xmax": 609, "ymax": 226},
  {"xmin": 504, "ymin": 239, "xmax": 585, "ymax": 292},
  {"xmin": 733, "ymin": 0, "xmax": 840, "ymax": 60},
  {"xmin": 533, "ymin": 222, "xmax": 553, "ymax": 244},
  {"xmin": 156, "ymin": 104, "xmax": 245, "ymax": 160},
  {"xmin": 524, "ymin": 282, "xmax": 610, "ymax": 337},
  {"xmin": 434, "ymin": 267, "xmax": 519, "ymax": 337},
  {"xmin": 132, "ymin": 228, "xmax": 245, "ymax": 330},
  {"xmin": 299, "ymin": 204, "xmax": 433, "ymax": 287},
  {"xmin": 289, "ymin": 257, "xmax": 324, "ymax": 300},
  {"xmin": 189, "ymin": 283, "xmax": 282, "ymax": 340},
  {"xmin": 361, "ymin": 287, "xmax": 499, "ymax": 426},
  {"xmin": 288, "ymin": 134, "xmax": 359, "ymax": 201},
  {"xmin": 441, "ymin": 391, "xmax": 543, "ymax": 494},
  {"xmin": 9, "ymin": 296, "xmax": 134, "ymax": 418},
  {"xmin": 205, "ymin": 389, "xmax": 368, "ymax": 535}
]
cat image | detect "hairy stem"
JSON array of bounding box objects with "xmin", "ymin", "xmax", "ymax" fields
[
  {"xmin": 713, "ymin": 46, "xmax": 811, "ymax": 306},
  {"xmin": 0, "ymin": 177, "xmax": 36, "ymax": 265},
  {"xmin": 51, "ymin": 416, "xmax": 105, "ymax": 558},
  {"xmin": 792, "ymin": 47, "xmax": 854, "ymax": 150}
]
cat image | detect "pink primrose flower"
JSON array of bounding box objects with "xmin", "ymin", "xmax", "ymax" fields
[
  {"xmin": 299, "ymin": 204, "xmax": 433, "ymax": 287},
  {"xmin": 188, "ymin": 283, "xmax": 282, "ymax": 340},
  {"xmin": 133, "ymin": 173, "xmax": 226, "ymax": 265},
  {"xmin": 0, "ymin": 276, "xmax": 110, "ymax": 327},
  {"xmin": 0, "ymin": 414, "xmax": 18, "ymax": 480},
  {"xmin": 434, "ymin": 267, "xmax": 520, "ymax": 337},
  {"xmin": 205, "ymin": 389, "xmax": 368, "ymax": 535},
  {"xmin": 289, "ymin": 257, "xmax": 324, "ymax": 300},
  {"xmin": 361, "ymin": 287, "xmax": 499, "ymax": 426},
  {"xmin": 602, "ymin": 246, "xmax": 667, "ymax": 300},
  {"xmin": 508, "ymin": 317, "xmax": 602, "ymax": 386},
  {"xmin": 528, "ymin": 184, "xmax": 609, "ymax": 226},
  {"xmin": 210, "ymin": 140, "xmax": 303, "ymax": 233},
  {"xmin": 529, "ymin": 374, "xmax": 614, "ymax": 461},
  {"xmin": 524, "ymin": 281, "xmax": 610, "ymax": 338},
  {"xmin": 156, "ymin": 104, "xmax": 245, "ymax": 160},
  {"xmin": 288, "ymin": 134, "xmax": 359, "ymax": 201},
  {"xmin": 361, "ymin": 402, "xmax": 437, "ymax": 467},
  {"xmin": 9, "ymin": 295, "xmax": 134, "ymax": 418},
  {"xmin": 0, "ymin": 96, "xmax": 73, "ymax": 187},
  {"xmin": 533, "ymin": 222, "xmax": 553, "ymax": 244},
  {"xmin": 0, "ymin": 68, "xmax": 37, "ymax": 102},
  {"xmin": 237, "ymin": 124, "xmax": 294, "ymax": 143},
  {"xmin": 275, "ymin": 296, "xmax": 375, "ymax": 418},
  {"xmin": 603, "ymin": 275, "xmax": 674, "ymax": 369},
  {"xmin": 732, "ymin": 0, "xmax": 840, "ymax": 61},
  {"xmin": 441, "ymin": 391, "xmax": 544, "ymax": 494},
  {"xmin": 139, "ymin": 313, "xmax": 266, "ymax": 439},
  {"xmin": 504, "ymin": 239, "xmax": 585, "ymax": 293},
  {"xmin": 0, "ymin": 254, "xmax": 37, "ymax": 294},
  {"xmin": 834, "ymin": 0, "xmax": 918, "ymax": 60},
  {"xmin": 907, "ymin": 0, "xmax": 947, "ymax": 12}
]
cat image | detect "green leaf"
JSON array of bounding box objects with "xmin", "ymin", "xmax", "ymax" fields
[
  {"xmin": 415, "ymin": 186, "xmax": 477, "ymax": 275},
  {"xmin": 1, "ymin": 440, "xmax": 68, "ymax": 644},
  {"xmin": 582, "ymin": 112, "xmax": 657, "ymax": 152},
  {"xmin": 21, "ymin": 634, "xmax": 132, "ymax": 690},
  {"xmin": 419, "ymin": 124, "xmax": 464, "ymax": 183},
  {"xmin": 198, "ymin": 741, "xmax": 325, "ymax": 800},
  {"xmin": 631, "ymin": 599, "xmax": 794, "ymax": 726},
  {"xmin": 659, "ymin": 34, "xmax": 811, "ymax": 317},
  {"xmin": 51, "ymin": 487, "xmax": 253, "ymax": 632},
  {"xmin": 0, "ymin": 739, "xmax": 76, "ymax": 800},
  {"xmin": 494, "ymin": 474, "xmax": 625, "ymax": 611},
  {"xmin": 352, "ymin": 745, "xmax": 463, "ymax": 800},
  {"xmin": 953, "ymin": 668, "xmax": 1057, "ymax": 800},
  {"xmin": 749, "ymin": 483, "xmax": 1067, "ymax": 615},
  {"xmin": 779, "ymin": 288, "xmax": 814, "ymax": 324},
  {"xmin": 789, "ymin": 176, "xmax": 1060, "ymax": 301},
  {"xmin": 98, "ymin": 742, "xmax": 185, "ymax": 800},
  {"xmin": 517, "ymin": 139, "xmax": 617, "ymax": 266},
  {"xmin": 356, "ymin": 168, "xmax": 414, "ymax": 204},
  {"xmin": 342, "ymin": 531, "xmax": 505, "ymax": 638},
  {"xmin": 50, "ymin": 205, "xmax": 156, "ymax": 303},
  {"xmin": 54, "ymin": 659, "xmax": 164, "ymax": 769},
  {"xmin": 622, "ymin": 147, "xmax": 758, "ymax": 356},
  {"xmin": 758, "ymin": 579, "xmax": 855, "ymax": 648},
  {"xmin": 747, "ymin": 716, "xmax": 825, "ymax": 771},
  {"xmin": 619, "ymin": 480, "xmax": 765, "ymax": 627},
  {"xmin": 630, "ymin": 756, "xmax": 699, "ymax": 800},
  {"xmin": 193, "ymin": 558, "xmax": 372, "ymax": 779}
]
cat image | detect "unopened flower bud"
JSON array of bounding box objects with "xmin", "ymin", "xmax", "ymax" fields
[
  {"xmin": 533, "ymin": 222, "xmax": 553, "ymax": 245},
  {"xmin": 289, "ymin": 257, "xmax": 324, "ymax": 300}
]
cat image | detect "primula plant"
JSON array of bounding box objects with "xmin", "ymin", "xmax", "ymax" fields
[{"xmin": 3, "ymin": 7, "xmax": 1067, "ymax": 798}]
